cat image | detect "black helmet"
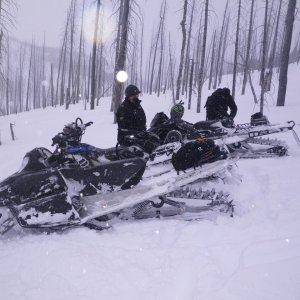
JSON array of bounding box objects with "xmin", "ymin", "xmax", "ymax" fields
[
  {"xmin": 170, "ymin": 103, "xmax": 185, "ymax": 120},
  {"xmin": 125, "ymin": 85, "xmax": 141, "ymax": 98},
  {"xmin": 213, "ymin": 88, "xmax": 223, "ymax": 95},
  {"xmin": 222, "ymin": 88, "xmax": 231, "ymax": 96}
]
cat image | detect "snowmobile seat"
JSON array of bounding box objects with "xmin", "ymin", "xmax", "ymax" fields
[
  {"xmin": 150, "ymin": 112, "xmax": 169, "ymax": 128},
  {"xmin": 102, "ymin": 145, "xmax": 144, "ymax": 161},
  {"xmin": 193, "ymin": 120, "xmax": 221, "ymax": 131}
]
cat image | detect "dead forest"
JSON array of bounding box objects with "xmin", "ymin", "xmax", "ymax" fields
[{"xmin": 0, "ymin": 0, "xmax": 299, "ymax": 117}]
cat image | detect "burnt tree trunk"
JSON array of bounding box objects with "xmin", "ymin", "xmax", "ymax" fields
[
  {"xmin": 196, "ymin": 0, "xmax": 209, "ymax": 113},
  {"xmin": 242, "ymin": 0, "xmax": 255, "ymax": 95},
  {"xmin": 90, "ymin": 0, "xmax": 101, "ymax": 110},
  {"xmin": 260, "ymin": 0, "xmax": 269, "ymax": 114},
  {"xmin": 175, "ymin": 0, "xmax": 188, "ymax": 100},
  {"xmin": 267, "ymin": 0, "xmax": 282, "ymax": 91},
  {"xmin": 112, "ymin": 0, "xmax": 130, "ymax": 121},
  {"xmin": 232, "ymin": 0, "xmax": 242, "ymax": 99},
  {"xmin": 277, "ymin": 0, "xmax": 296, "ymax": 106}
]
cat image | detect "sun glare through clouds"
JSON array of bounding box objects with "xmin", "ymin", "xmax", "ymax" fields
[{"xmin": 83, "ymin": 5, "xmax": 116, "ymax": 45}]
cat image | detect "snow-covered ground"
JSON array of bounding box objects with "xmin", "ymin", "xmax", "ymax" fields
[{"xmin": 1, "ymin": 65, "xmax": 300, "ymax": 300}]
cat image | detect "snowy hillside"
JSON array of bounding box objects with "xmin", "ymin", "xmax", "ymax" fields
[{"xmin": 0, "ymin": 65, "xmax": 300, "ymax": 300}]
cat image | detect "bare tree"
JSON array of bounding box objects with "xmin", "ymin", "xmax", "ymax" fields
[
  {"xmin": 241, "ymin": 0, "xmax": 255, "ymax": 95},
  {"xmin": 111, "ymin": 0, "xmax": 130, "ymax": 119},
  {"xmin": 66, "ymin": 0, "xmax": 76, "ymax": 109},
  {"xmin": 267, "ymin": 0, "xmax": 282, "ymax": 91},
  {"xmin": 182, "ymin": 0, "xmax": 195, "ymax": 96},
  {"xmin": 232, "ymin": 0, "xmax": 242, "ymax": 99},
  {"xmin": 41, "ymin": 34, "xmax": 46, "ymax": 108},
  {"xmin": 75, "ymin": 0, "xmax": 85, "ymax": 102},
  {"xmin": 196, "ymin": 0, "xmax": 209, "ymax": 113},
  {"xmin": 110, "ymin": 0, "xmax": 125, "ymax": 111},
  {"xmin": 5, "ymin": 36, "xmax": 10, "ymax": 115},
  {"xmin": 213, "ymin": 0, "xmax": 228, "ymax": 89},
  {"xmin": 139, "ymin": 22, "xmax": 144, "ymax": 89},
  {"xmin": 50, "ymin": 63, "xmax": 54, "ymax": 107},
  {"xmin": 149, "ymin": 1, "xmax": 165, "ymax": 95},
  {"xmin": 208, "ymin": 30, "xmax": 216, "ymax": 90},
  {"xmin": 175, "ymin": 0, "xmax": 188, "ymax": 100},
  {"xmin": 297, "ymin": 31, "xmax": 300, "ymax": 64},
  {"xmin": 156, "ymin": 2, "xmax": 166, "ymax": 97},
  {"xmin": 26, "ymin": 38, "xmax": 34, "ymax": 111},
  {"xmin": 188, "ymin": 58, "xmax": 194, "ymax": 109},
  {"xmin": 90, "ymin": 0, "xmax": 101, "ymax": 110},
  {"xmin": 277, "ymin": 0, "xmax": 296, "ymax": 106},
  {"xmin": 259, "ymin": 0, "xmax": 269, "ymax": 114},
  {"xmin": 168, "ymin": 32, "xmax": 175, "ymax": 102},
  {"xmin": 218, "ymin": 15, "xmax": 230, "ymax": 85}
]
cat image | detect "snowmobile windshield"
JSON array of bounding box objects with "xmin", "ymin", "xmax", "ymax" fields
[
  {"xmin": 18, "ymin": 148, "xmax": 52, "ymax": 173},
  {"xmin": 18, "ymin": 156, "xmax": 29, "ymax": 173}
]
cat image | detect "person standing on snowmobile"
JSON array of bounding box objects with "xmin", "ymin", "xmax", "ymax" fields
[
  {"xmin": 116, "ymin": 84, "xmax": 160, "ymax": 153},
  {"xmin": 205, "ymin": 88, "xmax": 237, "ymax": 124}
]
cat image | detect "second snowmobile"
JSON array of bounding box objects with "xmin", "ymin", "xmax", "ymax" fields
[{"xmin": 148, "ymin": 105, "xmax": 298, "ymax": 160}]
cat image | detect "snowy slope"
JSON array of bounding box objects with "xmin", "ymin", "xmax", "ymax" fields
[{"xmin": 0, "ymin": 65, "xmax": 300, "ymax": 300}]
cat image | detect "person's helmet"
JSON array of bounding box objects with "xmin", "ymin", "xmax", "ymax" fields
[
  {"xmin": 212, "ymin": 88, "xmax": 223, "ymax": 96},
  {"xmin": 170, "ymin": 103, "xmax": 185, "ymax": 120},
  {"xmin": 125, "ymin": 85, "xmax": 141, "ymax": 98},
  {"xmin": 222, "ymin": 88, "xmax": 231, "ymax": 96}
]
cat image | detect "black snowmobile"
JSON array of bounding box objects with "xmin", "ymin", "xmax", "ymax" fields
[
  {"xmin": 0, "ymin": 118, "xmax": 146, "ymax": 233},
  {"xmin": 0, "ymin": 118, "xmax": 236, "ymax": 234}
]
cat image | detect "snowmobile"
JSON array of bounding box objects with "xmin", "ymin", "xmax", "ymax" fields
[
  {"xmin": 148, "ymin": 107, "xmax": 299, "ymax": 160},
  {"xmin": 0, "ymin": 118, "xmax": 236, "ymax": 234}
]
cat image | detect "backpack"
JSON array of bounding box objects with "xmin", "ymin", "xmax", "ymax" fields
[
  {"xmin": 250, "ymin": 112, "xmax": 269, "ymax": 126},
  {"xmin": 171, "ymin": 139, "xmax": 226, "ymax": 171}
]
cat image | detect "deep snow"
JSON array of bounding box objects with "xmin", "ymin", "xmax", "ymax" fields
[{"xmin": 0, "ymin": 65, "xmax": 300, "ymax": 300}]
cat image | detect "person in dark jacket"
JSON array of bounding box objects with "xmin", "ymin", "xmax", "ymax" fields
[
  {"xmin": 116, "ymin": 85, "xmax": 146, "ymax": 143},
  {"xmin": 116, "ymin": 84, "xmax": 160, "ymax": 153},
  {"xmin": 205, "ymin": 88, "xmax": 237, "ymax": 122}
]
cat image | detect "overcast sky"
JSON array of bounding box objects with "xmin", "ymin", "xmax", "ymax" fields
[
  {"xmin": 12, "ymin": 0, "xmax": 299, "ymax": 49},
  {"xmin": 12, "ymin": 0, "xmax": 228, "ymax": 48},
  {"xmin": 13, "ymin": 0, "xmax": 71, "ymax": 47}
]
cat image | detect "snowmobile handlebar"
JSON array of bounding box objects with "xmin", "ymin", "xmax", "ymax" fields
[
  {"xmin": 51, "ymin": 119, "xmax": 94, "ymax": 147},
  {"xmin": 287, "ymin": 120, "xmax": 295, "ymax": 129},
  {"xmin": 84, "ymin": 121, "xmax": 93, "ymax": 128},
  {"xmin": 75, "ymin": 117, "xmax": 93, "ymax": 129}
]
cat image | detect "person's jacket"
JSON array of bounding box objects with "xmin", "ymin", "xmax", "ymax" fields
[
  {"xmin": 205, "ymin": 90, "xmax": 237, "ymax": 121},
  {"xmin": 116, "ymin": 98, "xmax": 147, "ymax": 143}
]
